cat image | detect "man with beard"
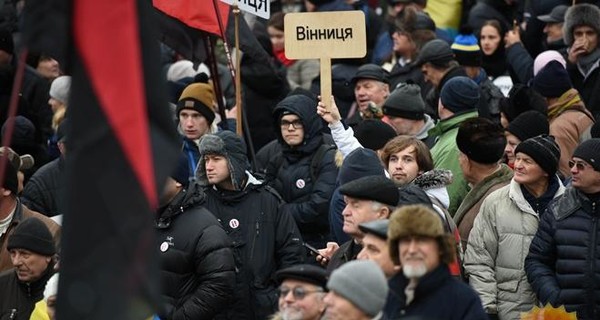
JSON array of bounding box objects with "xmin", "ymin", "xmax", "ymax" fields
[
  {"xmin": 387, "ymin": 204, "xmax": 486, "ymax": 319},
  {"xmin": 272, "ymin": 264, "xmax": 328, "ymax": 320}
]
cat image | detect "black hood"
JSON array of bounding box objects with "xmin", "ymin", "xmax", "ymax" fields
[
  {"xmin": 156, "ymin": 182, "xmax": 206, "ymax": 227},
  {"xmin": 273, "ymin": 94, "xmax": 323, "ymax": 156}
]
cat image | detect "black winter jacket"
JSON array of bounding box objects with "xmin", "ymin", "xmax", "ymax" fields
[
  {"xmin": 525, "ymin": 187, "xmax": 600, "ymax": 320},
  {"xmin": 21, "ymin": 157, "xmax": 65, "ymax": 217},
  {"xmin": 257, "ymin": 95, "xmax": 338, "ymax": 249},
  {"xmin": 394, "ymin": 265, "xmax": 487, "ymax": 319},
  {"xmin": 568, "ymin": 61, "xmax": 600, "ymax": 120},
  {"xmin": 203, "ymin": 173, "xmax": 304, "ymax": 320},
  {"xmin": 0, "ymin": 266, "xmax": 53, "ymax": 320},
  {"xmin": 156, "ymin": 183, "xmax": 236, "ymax": 320}
]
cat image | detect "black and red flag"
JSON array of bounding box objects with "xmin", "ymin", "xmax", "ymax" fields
[{"xmin": 21, "ymin": 0, "xmax": 180, "ymax": 318}]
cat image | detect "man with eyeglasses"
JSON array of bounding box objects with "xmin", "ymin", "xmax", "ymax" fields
[
  {"xmin": 155, "ymin": 155, "xmax": 235, "ymax": 320},
  {"xmin": 272, "ymin": 264, "xmax": 328, "ymax": 320},
  {"xmin": 256, "ymin": 93, "xmax": 338, "ymax": 253},
  {"xmin": 526, "ymin": 138, "xmax": 600, "ymax": 319}
]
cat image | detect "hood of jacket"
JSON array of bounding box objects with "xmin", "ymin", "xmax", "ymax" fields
[
  {"xmin": 156, "ymin": 182, "xmax": 206, "ymax": 226},
  {"xmin": 196, "ymin": 131, "xmax": 250, "ymax": 191},
  {"xmin": 273, "ymin": 94, "xmax": 324, "ymax": 157}
]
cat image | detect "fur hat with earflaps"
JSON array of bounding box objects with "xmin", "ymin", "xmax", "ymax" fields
[
  {"xmin": 387, "ymin": 204, "xmax": 456, "ymax": 266},
  {"xmin": 563, "ymin": 4, "xmax": 600, "ymax": 46}
]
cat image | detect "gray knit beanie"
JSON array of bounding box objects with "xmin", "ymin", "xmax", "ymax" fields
[
  {"xmin": 327, "ymin": 260, "xmax": 388, "ymax": 317},
  {"xmin": 382, "ymin": 83, "xmax": 426, "ymax": 120},
  {"xmin": 49, "ymin": 76, "xmax": 71, "ymax": 105}
]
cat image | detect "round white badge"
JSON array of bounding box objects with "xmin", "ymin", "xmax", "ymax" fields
[
  {"xmin": 160, "ymin": 242, "xmax": 169, "ymax": 252},
  {"xmin": 229, "ymin": 218, "xmax": 240, "ymax": 229},
  {"xmin": 296, "ymin": 179, "xmax": 306, "ymax": 189}
]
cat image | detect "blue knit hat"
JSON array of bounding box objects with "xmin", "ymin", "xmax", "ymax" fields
[
  {"xmin": 451, "ymin": 33, "xmax": 482, "ymax": 67},
  {"xmin": 440, "ymin": 77, "xmax": 480, "ymax": 114}
]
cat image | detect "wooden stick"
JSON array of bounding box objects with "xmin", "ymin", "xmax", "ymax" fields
[
  {"xmin": 233, "ymin": 2, "xmax": 242, "ymax": 136},
  {"xmin": 320, "ymin": 57, "xmax": 332, "ymax": 112}
]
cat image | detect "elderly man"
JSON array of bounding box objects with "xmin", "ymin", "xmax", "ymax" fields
[
  {"xmin": 347, "ymin": 64, "xmax": 391, "ymax": 126},
  {"xmin": 324, "ymin": 260, "xmax": 389, "ymax": 320},
  {"xmin": 321, "ymin": 175, "xmax": 399, "ymax": 272},
  {"xmin": 0, "ymin": 217, "xmax": 57, "ymax": 320},
  {"xmin": 387, "ymin": 205, "xmax": 486, "ymax": 319},
  {"xmin": 273, "ymin": 264, "xmax": 328, "ymax": 320}
]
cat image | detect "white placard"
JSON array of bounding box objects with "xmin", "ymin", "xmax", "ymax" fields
[{"xmin": 220, "ymin": 0, "xmax": 270, "ymax": 19}]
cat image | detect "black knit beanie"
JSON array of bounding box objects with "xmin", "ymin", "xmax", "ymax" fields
[
  {"xmin": 354, "ymin": 120, "xmax": 397, "ymax": 151},
  {"xmin": 532, "ymin": 61, "xmax": 572, "ymax": 98},
  {"xmin": 7, "ymin": 218, "xmax": 56, "ymax": 256},
  {"xmin": 573, "ymin": 139, "xmax": 600, "ymax": 171},
  {"xmin": 506, "ymin": 110, "xmax": 549, "ymax": 142},
  {"xmin": 514, "ymin": 135, "xmax": 561, "ymax": 176}
]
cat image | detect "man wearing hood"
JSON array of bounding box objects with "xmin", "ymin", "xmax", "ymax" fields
[
  {"xmin": 155, "ymin": 156, "xmax": 235, "ymax": 320},
  {"xmin": 197, "ymin": 131, "xmax": 304, "ymax": 320},
  {"xmin": 258, "ymin": 94, "xmax": 338, "ymax": 251}
]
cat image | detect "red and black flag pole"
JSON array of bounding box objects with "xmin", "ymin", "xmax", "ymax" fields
[{"xmin": 20, "ymin": 0, "xmax": 180, "ymax": 318}]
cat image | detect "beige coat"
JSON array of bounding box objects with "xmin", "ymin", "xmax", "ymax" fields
[{"xmin": 464, "ymin": 179, "xmax": 564, "ymax": 320}]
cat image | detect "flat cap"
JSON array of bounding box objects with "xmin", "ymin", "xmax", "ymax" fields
[
  {"xmin": 275, "ymin": 264, "xmax": 328, "ymax": 288},
  {"xmin": 351, "ymin": 64, "xmax": 390, "ymax": 85},
  {"xmin": 339, "ymin": 175, "xmax": 399, "ymax": 207},
  {"xmin": 358, "ymin": 219, "xmax": 390, "ymax": 239},
  {"xmin": 415, "ymin": 39, "xmax": 454, "ymax": 67}
]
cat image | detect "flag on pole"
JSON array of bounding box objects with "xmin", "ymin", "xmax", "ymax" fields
[{"xmin": 21, "ymin": 0, "xmax": 181, "ymax": 318}]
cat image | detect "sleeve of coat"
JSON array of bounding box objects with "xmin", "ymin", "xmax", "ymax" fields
[
  {"xmin": 463, "ymin": 198, "xmax": 499, "ymax": 314},
  {"xmin": 525, "ymin": 208, "xmax": 561, "ymax": 306},
  {"xmin": 171, "ymin": 224, "xmax": 236, "ymax": 320},
  {"xmin": 282, "ymin": 149, "xmax": 339, "ymax": 225},
  {"xmin": 505, "ymin": 43, "xmax": 533, "ymax": 84},
  {"xmin": 21, "ymin": 177, "xmax": 53, "ymax": 216},
  {"xmin": 328, "ymin": 121, "xmax": 363, "ymax": 158},
  {"xmin": 274, "ymin": 204, "xmax": 305, "ymax": 269}
]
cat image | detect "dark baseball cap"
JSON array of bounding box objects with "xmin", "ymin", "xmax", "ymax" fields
[{"xmin": 538, "ymin": 5, "xmax": 568, "ymax": 23}]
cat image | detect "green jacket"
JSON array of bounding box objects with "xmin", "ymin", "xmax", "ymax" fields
[{"xmin": 428, "ymin": 110, "xmax": 478, "ymax": 216}]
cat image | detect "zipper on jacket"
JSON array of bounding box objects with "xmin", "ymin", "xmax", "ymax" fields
[
  {"xmin": 250, "ymin": 214, "xmax": 261, "ymax": 261},
  {"xmin": 592, "ymin": 202, "xmax": 598, "ymax": 319}
]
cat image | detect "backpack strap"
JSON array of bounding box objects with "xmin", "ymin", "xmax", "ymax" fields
[{"xmin": 309, "ymin": 144, "xmax": 336, "ymax": 182}]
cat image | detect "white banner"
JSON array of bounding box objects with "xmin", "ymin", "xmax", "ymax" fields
[{"xmin": 220, "ymin": 0, "xmax": 270, "ymax": 19}]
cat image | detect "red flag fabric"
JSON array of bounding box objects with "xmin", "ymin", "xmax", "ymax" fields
[
  {"xmin": 153, "ymin": 0, "xmax": 230, "ymax": 36},
  {"xmin": 73, "ymin": 0, "xmax": 158, "ymax": 206}
]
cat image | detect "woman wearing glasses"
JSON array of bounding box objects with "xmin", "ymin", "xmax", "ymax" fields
[{"xmin": 464, "ymin": 135, "xmax": 565, "ymax": 320}]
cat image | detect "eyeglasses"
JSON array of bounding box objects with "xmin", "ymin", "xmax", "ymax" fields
[
  {"xmin": 569, "ymin": 160, "xmax": 590, "ymax": 171},
  {"xmin": 278, "ymin": 286, "xmax": 323, "ymax": 300},
  {"xmin": 280, "ymin": 119, "xmax": 303, "ymax": 129}
]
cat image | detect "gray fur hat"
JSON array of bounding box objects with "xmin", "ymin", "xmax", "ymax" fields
[
  {"xmin": 563, "ymin": 4, "xmax": 600, "ymax": 46},
  {"xmin": 197, "ymin": 131, "xmax": 249, "ymax": 190}
]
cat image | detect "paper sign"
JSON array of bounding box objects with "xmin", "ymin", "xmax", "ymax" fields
[
  {"xmin": 284, "ymin": 11, "xmax": 366, "ymax": 59},
  {"xmin": 284, "ymin": 11, "xmax": 366, "ymax": 111},
  {"xmin": 220, "ymin": 0, "xmax": 270, "ymax": 19}
]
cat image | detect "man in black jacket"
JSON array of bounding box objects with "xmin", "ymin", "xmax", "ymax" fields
[
  {"xmin": 256, "ymin": 94, "xmax": 338, "ymax": 251},
  {"xmin": 197, "ymin": 131, "xmax": 304, "ymax": 320},
  {"xmin": 526, "ymin": 139, "xmax": 600, "ymax": 319},
  {"xmin": 0, "ymin": 217, "xmax": 56, "ymax": 320},
  {"xmin": 155, "ymin": 156, "xmax": 235, "ymax": 320}
]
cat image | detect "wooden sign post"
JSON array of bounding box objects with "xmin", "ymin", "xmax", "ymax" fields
[{"xmin": 284, "ymin": 11, "xmax": 366, "ymax": 111}]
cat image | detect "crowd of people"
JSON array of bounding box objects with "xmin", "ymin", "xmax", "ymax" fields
[{"xmin": 2, "ymin": 0, "xmax": 600, "ymax": 319}]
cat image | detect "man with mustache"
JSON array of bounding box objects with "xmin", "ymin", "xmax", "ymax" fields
[
  {"xmin": 272, "ymin": 264, "xmax": 328, "ymax": 320},
  {"xmin": 388, "ymin": 204, "xmax": 486, "ymax": 319}
]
